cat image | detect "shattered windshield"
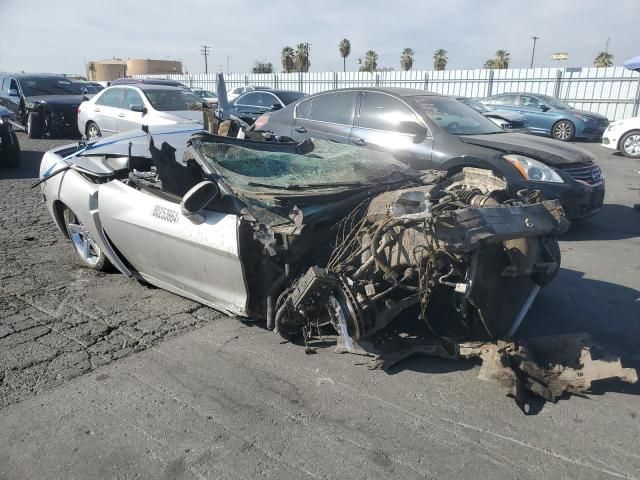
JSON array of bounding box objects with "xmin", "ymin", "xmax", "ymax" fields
[
  {"xmin": 196, "ymin": 139, "xmax": 413, "ymax": 195},
  {"xmin": 20, "ymin": 77, "xmax": 78, "ymax": 96}
]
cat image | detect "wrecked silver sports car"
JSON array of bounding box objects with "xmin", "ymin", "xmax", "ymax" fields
[{"xmin": 38, "ymin": 124, "xmax": 566, "ymax": 342}]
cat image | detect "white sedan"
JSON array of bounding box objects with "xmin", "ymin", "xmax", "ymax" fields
[
  {"xmin": 77, "ymin": 84, "xmax": 205, "ymax": 138},
  {"xmin": 601, "ymin": 116, "xmax": 640, "ymax": 158}
]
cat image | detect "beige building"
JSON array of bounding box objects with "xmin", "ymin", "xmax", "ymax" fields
[{"xmin": 87, "ymin": 58, "xmax": 183, "ymax": 82}]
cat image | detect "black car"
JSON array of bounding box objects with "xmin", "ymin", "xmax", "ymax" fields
[
  {"xmin": 229, "ymin": 89, "xmax": 306, "ymax": 125},
  {"xmin": 0, "ymin": 105, "xmax": 20, "ymax": 167},
  {"xmin": 257, "ymin": 87, "xmax": 604, "ymax": 220},
  {"xmin": 0, "ymin": 74, "xmax": 86, "ymax": 138}
]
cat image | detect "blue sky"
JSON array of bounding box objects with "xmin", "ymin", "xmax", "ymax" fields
[{"xmin": 1, "ymin": 0, "xmax": 638, "ymax": 74}]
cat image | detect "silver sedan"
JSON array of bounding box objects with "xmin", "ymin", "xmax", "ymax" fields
[{"xmin": 77, "ymin": 85, "xmax": 205, "ymax": 139}]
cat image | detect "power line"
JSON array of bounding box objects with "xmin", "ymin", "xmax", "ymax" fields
[{"xmin": 200, "ymin": 45, "xmax": 210, "ymax": 74}]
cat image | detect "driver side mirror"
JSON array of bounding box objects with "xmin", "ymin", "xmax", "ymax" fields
[
  {"xmin": 130, "ymin": 104, "xmax": 148, "ymax": 114},
  {"xmin": 8, "ymin": 89, "xmax": 18, "ymax": 97},
  {"xmin": 539, "ymin": 104, "xmax": 550, "ymax": 112},
  {"xmin": 181, "ymin": 181, "xmax": 220, "ymax": 224}
]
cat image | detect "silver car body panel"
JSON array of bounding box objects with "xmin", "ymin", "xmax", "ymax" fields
[{"xmin": 39, "ymin": 126, "xmax": 249, "ymax": 317}]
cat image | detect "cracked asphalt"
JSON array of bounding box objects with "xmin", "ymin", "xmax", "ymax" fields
[{"xmin": 1, "ymin": 132, "xmax": 639, "ymax": 479}]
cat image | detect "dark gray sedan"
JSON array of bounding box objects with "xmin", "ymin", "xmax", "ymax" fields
[{"xmin": 256, "ymin": 87, "xmax": 605, "ymax": 220}]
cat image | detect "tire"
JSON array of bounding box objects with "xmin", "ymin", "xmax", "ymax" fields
[
  {"xmin": 619, "ymin": 130, "xmax": 640, "ymax": 158},
  {"xmin": 27, "ymin": 112, "xmax": 43, "ymax": 139},
  {"xmin": 63, "ymin": 207, "xmax": 110, "ymax": 271},
  {"xmin": 551, "ymin": 120, "xmax": 575, "ymax": 141},
  {"xmin": 86, "ymin": 121, "xmax": 102, "ymax": 139},
  {"xmin": 0, "ymin": 131, "xmax": 20, "ymax": 168}
]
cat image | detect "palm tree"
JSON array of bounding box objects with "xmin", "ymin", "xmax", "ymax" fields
[
  {"xmin": 281, "ymin": 46, "xmax": 295, "ymax": 73},
  {"xmin": 483, "ymin": 59, "xmax": 496, "ymax": 69},
  {"xmin": 593, "ymin": 51, "xmax": 614, "ymax": 67},
  {"xmin": 400, "ymin": 48, "xmax": 414, "ymax": 71},
  {"xmin": 493, "ymin": 50, "xmax": 510, "ymax": 69},
  {"xmin": 339, "ymin": 39, "xmax": 351, "ymax": 72},
  {"xmin": 433, "ymin": 49, "xmax": 448, "ymax": 70},
  {"xmin": 295, "ymin": 43, "xmax": 310, "ymax": 72},
  {"xmin": 363, "ymin": 50, "xmax": 378, "ymax": 73}
]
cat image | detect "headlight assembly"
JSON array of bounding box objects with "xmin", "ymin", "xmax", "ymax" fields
[{"xmin": 503, "ymin": 154, "xmax": 564, "ymax": 183}]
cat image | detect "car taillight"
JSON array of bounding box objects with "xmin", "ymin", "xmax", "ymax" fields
[{"xmin": 254, "ymin": 114, "xmax": 269, "ymax": 130}]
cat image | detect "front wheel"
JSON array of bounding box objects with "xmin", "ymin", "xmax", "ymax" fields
[
  {"xmin": 619, "ymin": 130, "xmax": 640, "ymax": 158},
  {"xmin": 27, "ymin": 112, "xmax": 44, "ymax": 139},
  {"xmin": 63, "ymin": 207, "xmax": 110, "ymax": 271},
  {"xmin": 552, "ymin": 120, "xmax": 575, "ymax": 141}
]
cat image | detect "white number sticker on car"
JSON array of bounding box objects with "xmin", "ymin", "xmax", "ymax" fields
[{"xmin": 152, "ymin": 205, "xmax": 179, "ymax": 223}]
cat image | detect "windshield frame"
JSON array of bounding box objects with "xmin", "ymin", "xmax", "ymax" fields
[{"xmin": 409, "ymin": 95, "xmax": 504, "ymax": 136}]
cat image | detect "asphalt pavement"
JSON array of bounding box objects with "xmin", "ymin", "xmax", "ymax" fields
[{"xmin": 1, "ymin": 132, "xmax": 639, "ymax": 479}]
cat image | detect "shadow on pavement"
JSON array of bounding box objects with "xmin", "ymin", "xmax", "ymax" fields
[
  {"xmin": 562, "ymin": 203, "xmax": 640, "ymax": 241},
  {"xmin": 0, "ymin": 149, "xmax": 43, "ymax": 180}
]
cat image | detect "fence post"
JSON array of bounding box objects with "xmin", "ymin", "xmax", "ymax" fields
[
  {"xmin": 244, "ymin": 74, "xmax": 248, "ymax": 86},
  {"xmin": 334, "ymin": 72, "xmax": 338, "ymax": 90},
  {"xmin": 298, "ymin": 72, "xmax": 303, "ymax": 92},
  {"xmin": 375, "ymin": 74, "xmax": 380, "ymax": 87},
  {"xmin": 633, "ymin": 75, "xmax": 640, "ymax": 117},
  {"xmin": 424, "ymin": 73, "xmax": 428, "ymax": 91},
  {"xmin": 553, "ymin": 69, "xmax": 563, "ymax": 99},
  {"xmin": 487, "ymin": 70, "xmax": 494, "ymax": 97}
]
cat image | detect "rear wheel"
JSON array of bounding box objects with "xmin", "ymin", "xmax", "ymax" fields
[
  {"xmin": 0, "ymin": 131, "xmax": 20, "ymax": 167},
  {"xmin": 86, "ymin": 121, "xmax": 101, "ymax": 139},
  {"xmin": 63, "ymin": 207, "xmax": 110, "ymax": 271},
  {"xmin": 552, "ymin": 120, "xmax": 575, "ymax": 141},
  {"xmin": 620, "ymin": 130, "xmax": 640, "ymax": 158}
]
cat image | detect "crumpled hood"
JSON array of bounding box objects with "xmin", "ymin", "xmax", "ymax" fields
[
  {"xmin": 458, "ymin": 133, "xmax": 597, "ymax": 165},
  {"xmin": 482, "ymin": 109, "xmax": 524, "ymax": 122},
  {"xmin": 26, "ymin": 94, "xmax": 86, "ymax": 106}
]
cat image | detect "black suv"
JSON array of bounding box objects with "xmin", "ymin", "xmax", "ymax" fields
[
  {"xmin": 258, "ymin": 87, "xmax": 605, "ymax": 220},
  {"xmin": 0, "ymin": 74, "xmax": 86, "ymax": 138}
]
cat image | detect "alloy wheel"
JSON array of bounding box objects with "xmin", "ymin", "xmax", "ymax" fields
[
  {"xmin": 87, "ymin": 123, "xmax": 100, "ymax": 139},
  {"xmin": 553, "ymin": 122, "xmax": 572, "ymax": 140},
  {"xmin": 64, "ymin": 210, "xmax": 102, "ymax": 267},
  {"xmin": 623, "ymin": 134, "xmax": 640, "ymax": 156}
]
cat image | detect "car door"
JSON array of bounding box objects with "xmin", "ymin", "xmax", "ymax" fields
[
  {"xmin": 116, "ymin": 88, "xmax": 146, "ymax": 133},
  {"xmin": 232, "ymin": 92, "xmax": 263, "ymax": 123},
  {"xmin": 0, "ymin": 78, "xmax": 22, "ymax": 117},
  {"xmin": 290, "ymin": 91, "xmax": 357, "ymax": 143},
  {"xmin": 92, "ymin": 88, "xmax": 124, "ymax": 135},
  {"xmin": 516, "ymin": 95, "xmax": 555, "ymax": 135},
  {"xmin": 97, "ymin": 180, "xmax": 248, "ymax": 316},
  {"xmin": 350, "ymin": 91, "xmax": 433, "ymax": 170}
]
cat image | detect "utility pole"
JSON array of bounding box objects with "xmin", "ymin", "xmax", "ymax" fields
[
  {"xmin": 226, "ymin": 56, "xmax": 231, "ymax": 75},
  {"xmin": 530, "ymin": 36, "xmax": 539, "ymax": 68},
  {"xmin": 200, "ymin": 45, "xmax": 210, "ymax": 74},
  {"xmin": 604, "ymin": 37, "xmax": 610, "ymax": 53}
]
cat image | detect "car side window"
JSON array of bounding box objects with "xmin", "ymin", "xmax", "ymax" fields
[
  {"xmin": 358, "ymin": 92, "xmax": 416, "ymax": 131},
  {"xmin": 237, "ymin": 92, "xmax": 260, "ymax": 106},
  {"xmin": 488, "ymin": 94, "xmax": 517, "ymax": 106},
  {"xmin": 97, "ymin": 88, "xmax": 124, "ymax": 108},
  {"xmin": 260, "ymin": 92, "xmax": 280, "ymax": 107},
  {"xmin": 308, "ymin": 92, "xmax": 357, "ymax": 125},
  {"xmin": 519, "ymin": 95, "xmax": 544, "ymax": 108},
  {"xmin": 295, "ymin": 98, "xmax": 312, "ymax": 119},
  {"xmin": 122, "ymin": 89, "xmax": 144, "ymax": 109}
]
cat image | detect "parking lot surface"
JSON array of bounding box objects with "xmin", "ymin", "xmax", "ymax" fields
[{"xmin": 1, "ymin": 132, "xmax": 639, "ymax": 479}]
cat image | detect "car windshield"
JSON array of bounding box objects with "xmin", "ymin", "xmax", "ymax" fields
[
  {"xmin": 20, "ymin": 77, "xmax": 78, "ymax": 96},
  {"xmin": 276, "ymin": 92, "xmax": 306, "ymax": 105},
  {"xmin": 143, "ymin": 89, "xmax": 204, "ymax": 111},
  {"xmin": 411, "ymin": 95, "xmax": 503, "ymax": 135},
  {"xmin": 539, "ymin": 95, "xmax": 572, "ymax": 109},
  {"xmin": 195, "ymin": 139, "xmax": 412, "ymax": 197},
  {"xmin": 196, "ymin": 90, "xmax": 217, "ymax": 98},
  {"xmin": 458, "ymin": 98, "xmax": 489, "ymax": 113}
]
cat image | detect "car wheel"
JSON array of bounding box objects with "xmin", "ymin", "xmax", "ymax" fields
[
  {"xmin": 551, "ymin": 120, "xmax": 575, "ymax": 141},
  {"xmin": 27, "ymin": 112, "xmax": 44, "ymax": 139},
  {"xmin": 0, "ymin": 131, "xmax": 20, "ymax": 167},
  {"xmin": 63, "ymin": 207, "xmax": 110, "ymax": 271},
  {"xmin": 619, "ymin": 130, "xmax": 640, "ymax": 158},
  {"xmin": 86, "ymin": 121, "xmax": 101, "ymax": 139}
]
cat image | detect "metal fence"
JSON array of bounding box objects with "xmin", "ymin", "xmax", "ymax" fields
[{"xmin": 137, "ymin": 67, "xmax": 640, "ymax": 121}]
